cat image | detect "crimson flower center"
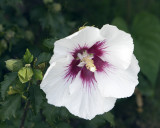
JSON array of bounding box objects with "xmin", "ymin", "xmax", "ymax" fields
[{"xmin": 65, "ymin": 40, "xmax": 110, "ymax": 87}]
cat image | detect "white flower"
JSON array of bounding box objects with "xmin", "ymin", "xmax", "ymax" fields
[{"xmin": 40, "ymin": 24, "xmax": 140, "ymax": 120}]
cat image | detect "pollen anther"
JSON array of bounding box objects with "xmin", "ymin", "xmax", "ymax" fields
[
  {"xmin": 77, "ymin": 51, "xmax": 96, "ymax": 72},
  {"xmin": 82, "ymin": 57, "xmax": 96, "ymax": 72}
]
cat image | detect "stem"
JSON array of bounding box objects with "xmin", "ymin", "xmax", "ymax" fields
[{"xmin": 20, "ymin": 101, "xmax": 30, "ymax": 128}]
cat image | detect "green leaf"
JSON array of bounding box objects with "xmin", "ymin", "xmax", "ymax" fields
[
  {"xmin": 29, "ymin": 85, "xmax": 44, "ymax": 114},
  {"xmin": 89, "ymin": 117, "xmax": 106, "ymax": 128},
  {"xmin": 138, "ymin": 74, "xmax": 154, "ymax": 97},
  {"xmin": 36, "ymin": 52, "xmax": 51, "ymax": 65},
  {"xmin": 0, "ymin": 72, "xmax": 17, "ymax": 99},
  {"xmin": 23, "ymin": 49, "xmax": 34, "ymax": 64},
  {"xmin": 112, "ymin": 17, "xmax": 128, "ymax": 32},
  {"xmin": 24, "ymin": 112, "xmax": 51, "ymax": 128},
  {"xmin": 5, "ymin": 59, "xmax": 23, "ymax": 72},
  {"xmin": 42, "ymin": 102, "xmax": 71, "ymax": 127},
  {"xmin": 7, "ymin": 81, "xmax": 25, "ymax": 95},
  {"xmin": 103, "ymin": 112, "xmax": 115, "ymax": 127},
  {"xmin": 33, "ymin": 69, "xmax": 43, "ymax": 81},
  {"xmin": 43, "ymin": 38, "xmax": 55, "ymax": 49},
  {"xmin": 18, "ymin": 66, "xmax": 33, "ymax": 83},
  {"xmin": 56, "ymin": 122, "xmax": 72, "ymax": 128},
  {"xmin": 42, "ymin": 103, "xmax": 56, "ymax": 126},
  {"xmin": 132, "ymin": 12, "xmax": 160, "ymax": 85},
  {"xmin": 89, "ymin": 112, "xmax": 115, "ymax": 128},
  {"xmin": 0, "ymin": 95, "xmax": 21, "ymax": 121}
]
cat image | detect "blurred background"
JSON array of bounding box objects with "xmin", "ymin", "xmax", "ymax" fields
[{"xmin": 0, "ymin": 0, "xmax": 160, "ymax": 128}]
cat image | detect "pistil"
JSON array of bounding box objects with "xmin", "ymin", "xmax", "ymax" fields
[{"xmin": 77, "ymin": 51, "xmax": 96, "ymax": 72}]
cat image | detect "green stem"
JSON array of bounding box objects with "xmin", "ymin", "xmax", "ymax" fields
[{"xmin": 20, "ymin": 100, "xmax": 30, "ymax": 128}]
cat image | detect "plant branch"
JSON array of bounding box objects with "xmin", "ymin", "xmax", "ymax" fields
[{"xmin": 20, "ymin": 100, "xmax": 30, "ymax": 128}]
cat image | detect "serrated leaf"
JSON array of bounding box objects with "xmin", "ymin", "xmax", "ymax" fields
[
  {"xmin": 0, "ymin": 95, "xmax": 21, "ymax": 121},
  {"xmin": 33, "ymin": 69, "xmax": 43, "ymax": 81},
  {"xmin": 23, "ymin": 49, "xmax": 34, "ymax": 64},
  {"xmin": 18, "ymin": 67, "xmax": 33, "ymax": 83},
  {"xmin": 5, "ymin": 59, "xmax": 23, "ymax": 72},
  {"xmin": 35, "ymin": 52, "xmax": 51, "ymax": 65},
  {"xmin": 42, "ymin": 102, "xmax": 71, "ymax": 126},
  {"xmin": 89, "ymin": 112, "xmax": 115, "ymax": 128},
  {"xmin": 132, "ymin": 12, "xmax": 160, "ymax": 85},
  {"xmin": 42, "ymin": 103, "xmax": 56, "ymax": 126},
  {"xmin": 0, "ymin": 72, "xmax": 17, "ymax": 99},
  {"xmin": 112, "ymin": 17, "xmax": 128, "ymax": 32},
  {"xmin": 29, "ymin": 85, "xmax": 43, "ymax": 114},
  {"xmin": 58, "ymin": 107, "xmax": 70, "ymax": 119},
  {"xmin": 43, "ymin": 38, "xmax": 55, "ymax": 49}
]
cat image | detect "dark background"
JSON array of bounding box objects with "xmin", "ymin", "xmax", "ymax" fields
[{"xmin": 0, "ymin": 0, "xmax": 160, "ymax": 128}]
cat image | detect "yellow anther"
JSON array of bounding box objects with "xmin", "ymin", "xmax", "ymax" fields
[{"xmin": 82, "ymin": 57, "xmax": 96, "ymax": 72}]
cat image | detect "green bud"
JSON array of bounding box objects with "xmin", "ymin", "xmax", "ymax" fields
[
  {"xmin": 5, "ymin": 30, "xmax": 15, "ymax": 39},
  {"xmin": 53, "ymin": 3, "xmax": 61, "ymax": 12},
  {"xmin": 33, "ymin": 69, "xmax": 43, "ymax": 81},
  {"xmin": 18, "ymin": 67, "xmax": 33, "ymax": 83},
  {"xmin": 25, "ymin": 30, "xmax": 34, "ymax": 41},
  {"xmin": 5, "ymin": 59, "xmax": 23, "ymax": 72}
]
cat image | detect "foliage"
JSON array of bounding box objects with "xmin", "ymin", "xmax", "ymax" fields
[
  {"xmin": 0, "ymin": 0, "xmax": 160, "ymax": 128},
  {"xmin": 0, "ymin": 95, "xmax": 21, "ymax": 121}
]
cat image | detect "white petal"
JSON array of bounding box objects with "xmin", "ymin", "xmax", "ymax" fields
[
  {"xmin": 100, "ymin": 24, "xmax": 134, "ymax": 69},
  {"xmin": 49, "ymin": 38, "xmax": 75, "ymax": 64},
  {"xmin": 50, "ymin": 26, "xmax": 104, "ymax": 64},
  {"xmin": 69, "ymin": 26, "xmax": 104, "ymax": 48},
  {"xmin": 41, "ymin": 62, "xmax": 116, "ymax": 120},
  {"xmin": 96, "ymin": 55, "xmax": 140, "ymax": 98},
  {"xmin": 40, "ymin": 56, "xmax": 72, "ymax": 106},
  {"xmin": 66, "ymin": 73, "xmax": 116, "ymax": 120},
  {"xmin": 66, "ymin": 31, "xmax": 79, "ymax": 39}
]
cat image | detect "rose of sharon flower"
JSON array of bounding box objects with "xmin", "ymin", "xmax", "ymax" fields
[{"xmin": 40, "ymin": 24, "xmax": 140, "ymax": 120}]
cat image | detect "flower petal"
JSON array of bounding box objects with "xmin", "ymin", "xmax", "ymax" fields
[
  {"xmin": 80, "ymin": 66, "xmax": 96, "ymax": 87},
  {"xmin": 41, "ymin": 59, "xmax": 116, "ymax": 120},
  {"xmin": 100, "ymin": 24, "xmax": 133, "ymax": 69},
  {"xmin": 88, "ymin": 40, "xmax": 107, "ymax": 57},
  {"xmin": 40, "ymin": 56, "xmax": 72, "ymax": 106},
  {"xmin": 93, "ymin": 55, "xmax": 110, "ymax": 72},
  {"xmin": 96, "ymin": 55, "xmax": 140, "ymax": 98},
  {"xmin": 50, "ymin": 26, "xmax": 104, "ymax": 64},
  {"xmin": 70, "ymin": 26, "xmax": 104, "ymax": 48},
  {"xmin": 67, "ymin": 73, "xmax": 116, "ymax": 120},
  {"xmin": 49, "ymin": 38, "xmax": 75, "ymax": 64},
  {"xmin": 65, "ymin": 59, "xmax": 82, "ymax": 82}
]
